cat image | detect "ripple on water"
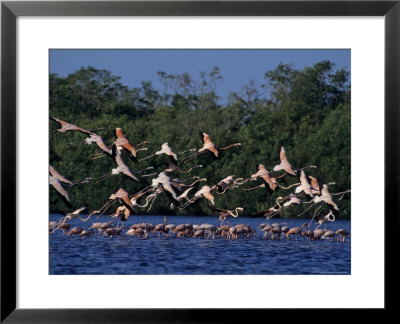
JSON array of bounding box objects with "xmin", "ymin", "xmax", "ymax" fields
[{"xmin": 49, "ymin": 215, "xmax": 350, "ymax": 275}]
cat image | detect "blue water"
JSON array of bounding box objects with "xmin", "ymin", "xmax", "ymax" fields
[{"xmin": 49, "ymin": 214, "xmax": 350, "ymax": 275}]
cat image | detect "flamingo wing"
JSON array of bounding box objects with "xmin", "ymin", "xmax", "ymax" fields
[
  {"xmin": 167, "ymin": 151, "xmax": 178, "ymax": 164},
  {"xmin": 114, "ymin": 128, "xmax": 125, "ymax": 139},
  {"xmin": 50, "ymin": 176, "xmax": 71, "ymax": 207},
  {"xmin": 49, "ymin": 165, "xmax": 73, "ymax": 185},
  {"xmin": 122, "ymin": 142, "xmax": 138, "ymax": 160},
  {"xmin": 202, "ymin": 192, "xmax": 215, "ymax": 205},
  {"xmin": 72, "ymin": 206, "xmax": 87, "ymax": 214},
  {"xmin": 50, "ymin": 116, "xmax": 67, "ymax": 127},
  {"xmin": 120, "ymin": 195, "xmax": 135, "ymax": 213},
  {"xmin": 122, "ymin": 167, "xmax": 140, "ymax": 182},
  {"xmin": 94, "ymin": 136, "xmax": 112, "ymax": 156},
  {"xmin": 207, "ymin": 145, "xmax": 219, "ymax": 158},
  {"xmin": 279, "ymin": 146, "xmax": 288, "ymax": 163},
  {"xmin": 199, "ymin": 131, "xmax": 206, "ymax": 143},
  {"xmin": 309, "ymin": 176, "xmax": 320, "ymax": 193},
  {"xmin": 161, "ymin": 183, "xmax": 179, "ymax": 206}
]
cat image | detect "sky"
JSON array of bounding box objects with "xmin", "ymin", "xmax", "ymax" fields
[{"xmin": 50, "ymin": 49, "xmax": 350, "ymax": 100}]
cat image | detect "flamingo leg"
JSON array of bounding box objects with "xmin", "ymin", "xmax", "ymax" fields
[
  {"xmin": 243, "ymin": 184, "xmax": 264, "ymax": 191},
  {"xmin": 136, "ymin": 147, "xmax": 148, "ymax": 152},
  {"xmin": 136, "ymin": 141, "xmax": 150, "ymax": 147},
  {"xmin": 182, "ymin": 151, "xmax": 204, "ymax": 164},
  {"xmin": 178, "ymin": 148, "xmax": 197, "ymax": 155},
  {"xmin": 279, "ymin": 182, "xmax": 300, "ymax": 190},
  {"xmin": 138, "ymin": 153, "xmax": 156, "ymax": 162}
]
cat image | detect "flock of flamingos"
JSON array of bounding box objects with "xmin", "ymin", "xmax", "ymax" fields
[{"xmin": 49, "ymin": 116, "xmax": 351, "ymax": 243}]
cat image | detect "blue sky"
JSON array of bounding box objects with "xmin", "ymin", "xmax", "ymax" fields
[{"xmin": 50, "ymin": 49, "xmax": 350, "ymax": 100}]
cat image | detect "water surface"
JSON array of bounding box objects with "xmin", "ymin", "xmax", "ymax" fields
[{"xmin": 49, "ymin": 214, "xmax": 350, "ymax": 275}]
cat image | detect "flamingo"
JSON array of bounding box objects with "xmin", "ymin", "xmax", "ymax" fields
[
  {"xmin": 251, "ymin": 196, "xmax": 284, "ymax": 219},
  {"xmin": 50, "ymin": 116, "xmax": 103, "ymax": 134},
  {"xmin": 213, "ymin": 207, "xmax": 244, "ymax": 224},
  {"xmin": 49, "ymin": 165, "xmax": 73, "ymax": 185},
  {"xmin": 57, "ymin": 222, "xmax": 71, "ymax": 234},
  {"xmin": 249, "ymin": 164, "xmax": 278, "ymax": 193},
  {"xmin": 49, "ymin": 165, "xmax": 91, "ymax": 186},
  {"xmin": 321, "ymin": 230, "xmax": 335, "ymax": 240},
  {"xmin": 314, "ymin": 210, "xmax": 336, "ymax": 230},
  {"xmin": 109, "ymin": 188, "xmax": 136, "ymax": 214},
  {"xmin": 49, "ymin": 174, "xmax": 71, "ymax": 207},
  {"xmin": 336, "ymin": 229, "xmax": 350, "ymax": 242},
  {"xmin": 63, "ymin": 207, "xmax": 87, "ymax": 221},
  {"xmin": 91, "ymin": 143, "xmax": 150, "ymax": 183},
  {"xmin": 301, "ymin": 223, "xmax": 313, "ymax": 240},
  {"xmin": 295, "ymin": 170, "xmax": 314, "ymax": 197},
  {"xmin": 193, "ymin": 185, "xmax": 217, "ymax": 207},
  {"xmin": 113, "ymin": 127, "xmax": 149, "ymax": 163},
  {"xmin": 183, "ymin": 131, "xmax": 241, "ymax": 164},
  {"xmin": 273, "ymin": 146, "xmax": 297, "ymax": 176},
  {"xmin": 110, "ymin": 143, "xmax": 140, "ymax": 182},
  {"xmin": 313, "ymin": 184, "xmax": 339, "ymax": 215},
  {"xmin": 139, "ymin": 142, "xmax": 178, "ymax": 163},
  {"xmin": 66, "ymin": 226, "xmax": 83, "ymax": 236},
  {"xmin": 79, "ymin": 229, "xmax": 94, "ymax": 237},
  {"xmin": 84, "ymin": 132, "xmax": 113, "ymax": 158},
  {"xmin": 111, "ymin": 205, "xmax": 131, "ymax": 222},
  {"xmin": 273, "ymin": 146, "xmax": 316, "ymax": 176},
  {"xmin": 244, "ymin": 165, "xmax": 298, "ymax": 193},
  {"xmin": 151, "ymin": 172, "xmax": 180, "ymax": 206},
  {"xmin": 309, "ymin": 175, "xmax": 321, "ymax": 195},
  {"xmin": 286, "ymin": 227, "xmax": 301, "ymax": 240},
  {"xmin": 312, "ymin": 229, "xmax": 325, "ymax": 240},
  {"xmin": 282, "ymin": 194, "xmax": 302, "ymax": 207}
]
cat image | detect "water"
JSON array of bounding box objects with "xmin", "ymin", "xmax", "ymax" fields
[{"xmin": 49, "ymin": 214, "xmax": 350, "ymax": 275}]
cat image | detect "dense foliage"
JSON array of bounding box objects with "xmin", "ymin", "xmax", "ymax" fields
[{"xmin": 50, "ymin": 61, "xmax": 351, "ymax": 219}]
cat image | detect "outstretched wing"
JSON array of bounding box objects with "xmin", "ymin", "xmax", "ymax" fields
[{"xmin": 50, "ymin": 176, "xmax": 71, "ymax": 208}]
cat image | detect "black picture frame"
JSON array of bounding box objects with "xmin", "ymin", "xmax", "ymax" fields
[{"xmin": 1, "ymin": 0, "xmax": 398, "ymax": 322}]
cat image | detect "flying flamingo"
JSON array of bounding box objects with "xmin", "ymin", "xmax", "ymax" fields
[
  {"xmin": 113, "ymin": 128, "xmax": 149, "ymax": 163},
  {"xmin": 111, "ymin": 205, "xmax": 131, "ymax": 222},
  {"xmin": 183, "ymin": 131, "xmax": 241, "ymax": 164},
  {"xmin": 249, "ymin": 164, "xmax": 278, "ymax": 193},
  {"xmin": 215, "ymin": 175, "xmax": 246, "ymax": 194},
  {"xmin": 84, "ymin": 132, "xmax": 113, "ymax": 158},
  {"xmin": 314, "ymin": 210, "xmax": 336, "ymax": 230},
  {"xmin": 282, "ymin": 194, "xmax": 302, "ymax": 207},
  {"xmin": 193, "ymin": 185, "xmax": 217, "ymax": 207},
  {"xmin": 313, "ymin": 184, "xmax": 340, "ymax": 215},
  {"xmin": 243, "ymin": 165, "xmax": 297, "ymax": 193},
  {"xmin": 61, "ymin": 207, "xmax": 88, "ymax": 222},
  {"xmin": 92, "ymin": 143, "xmax": 152, "ymax": 183},
  {"xmin": 50, "ymin": 116, "xmax": 104, "ymax": 134},
  {"xmin": 49, "ymin": 166, "xmax": 72, "ymax": 207},
  {"xmin": 109, "ymin": 188, "xmax": 136, "ymax": 214},
  {"xmin": 251, "ymin": 197, "xmax": 284, "ymax": 219},
  {"xmin": 295, "ymin": 170, "xmax": 315, "ymax": 198},
  {"xmin": 169, "ymin": 187, "xmax": 196, "ymax": 209},
  {"xmin": 151, "ymin": 172, "xmax": 180, "ymax": 206},
  {"xmin": 213, "ymin": 207, "xmax": 244, "ymax": 224},
  {"xmin": 309, "ymin": 175, "xmax": 321, "ymax": 195},
  {"xmin": 139, "ymin": 143, "xmax": 178, "ymax": 163},
  {"xmin": 273, "ymin": 146, "xmax": 316, "ymax": 176}
]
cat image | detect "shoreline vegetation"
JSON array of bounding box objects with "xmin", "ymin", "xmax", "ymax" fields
[{"xmin": 50, "ymin": 61, "xmax": 351, "ymax": 219}]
